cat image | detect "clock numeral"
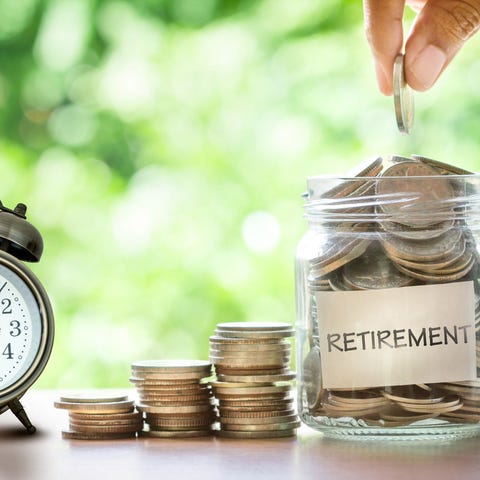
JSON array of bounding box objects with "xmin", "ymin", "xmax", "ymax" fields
[
  {"xmin": 1, "ymin": 298, "xmax": 12, "ymax": 314},
  {"xmin": 2, "ymin": 343, "xmax": 13, "ymax": 360},
  {"xmin": 9, "ymin": 320, "xmax": 21, "ymax": 337}
]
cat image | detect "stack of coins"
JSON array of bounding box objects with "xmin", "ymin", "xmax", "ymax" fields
[
  {"xmin": 130, "ymin": 360, "xmax": 216, "ymax": 438},
  {"xmin": 209, "ymin": 322, "xmax": 300, "ymax": 438},
  {"xmin": 303, "ymin": 154, "xmax": 480, "ymax": 427},
  {"xmin": 54, "ymin": 393, "xmax": 142, "ymax": 440}
]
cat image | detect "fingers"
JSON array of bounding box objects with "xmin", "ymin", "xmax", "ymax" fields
[
  {"xmin": 405, "ymin": 0, "xmax": 480, "ymax": 91},
  {"xmin": 363, "ymin": 0, "xmax": 406, "ymax": 95}
]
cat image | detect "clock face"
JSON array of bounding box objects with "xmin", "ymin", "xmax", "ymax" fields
[{"xmin": 0, "ymin": 264, "xmax": 42, "ymax": 392}]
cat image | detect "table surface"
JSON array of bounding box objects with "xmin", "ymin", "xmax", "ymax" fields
[{"xmin": 1, "ymin": 390, "xmax": 480, "ymax": 480}]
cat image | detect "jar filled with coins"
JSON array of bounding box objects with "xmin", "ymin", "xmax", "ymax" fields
[{"xmin": 295, "ymin": 155, "xmax": 480, "ymax": 440}]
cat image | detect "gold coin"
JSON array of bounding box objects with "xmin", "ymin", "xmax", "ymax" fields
[
  {"xmin": 140, "ymin": 429, "xmax": 212, "ymax": 438},
  {"xmin": 133, "ymin": 383, "xmax": 208, "ymax": 392},
  {"xmin": 138, "ymin": 399, "xmax": 213, "ymax": 408},
  {"xmin": 68, "ymin": 415, "xmax": 143, "ymax": 427},
  {"xmin": 219, "ymin": 402, "xmax": 294, "ymax": 413},
  {"xmin": 216, "ymin": 372, "xmax": 296, "ymax": 383},
  {"xmin": 220, "ymin": 420, "xmax": 301, "ymax": 431},
  {"xmin": 214, "ymin": 367, "xmax": 290, "ymax": 376},
  {"xmin": 139, "ymin": 393, "xmax": 212, "ymax": 402},
  {"xmin": 215, "ymin": 429, "xmax": 297, "ymax": 439},
  {"xmin": 146, "ymin": 424, "xmax": 214, "ymax": 432},
  {"xmin": 220, "ymin": 413, "xmax": 298, "ymax": 425},
  {"xmin": 212, "ymin": 385, "xmax": 290, "ymax": 395},
  {"xmin": 61, "ymin": 429, "xmax": 137, "ymax": 440},
  {"xmin": 136, "ymin": 403, "xmax": 213, "ymax": 414},
  {"xmin": 146, "ymin": 417, "xmax": 214, "ymax": 427},
  {"xmin": 215, "ymin": 393, "xmax": 291, "ymax": 402},
  {"xmin": 69, "ymin": 411, "xmax": 142, "ymax": 422},
  {"xmin": 210, "ymin": 381, "xmax": 272, "ymax": 388},
  {"xmin": 220, "ymin": 409, "xmax": 295, "ymax": 419},
  {"xmin": 69, "ymin": 422, "xmax": 142, "ymax": 434},
  {"xmin": 209, "ymin": 348, "xmax": 291, "ymax": 358},
  {"xmin": 210, "ymin": 359, "xmax": 289, "ymax": 369},
  {"xmin": 411, "ymin": 155, "xmax": 474, "ymax": 176}
]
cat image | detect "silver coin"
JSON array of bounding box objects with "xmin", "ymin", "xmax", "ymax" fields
[
  {"xmin": 393, "ymin": 53, "xmax": 414, "ymax": 134},
  {"xmin": 302, "ymin": 346, "xmax": 323, "ymax": 412},
  {"xmin": 342, "ymin": 251, "xmax": 415, "ymax": 290}
]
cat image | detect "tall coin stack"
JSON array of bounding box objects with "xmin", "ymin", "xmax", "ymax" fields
[
  {"xmin": 209, "ymin": 322, "xmax": 300, "ymax": 438},
  {"xmin": 54, "ymin": 393, "xmax": 142, "ymax": 440},
  {"xmin": 130, "ymin": 360, "xmax": 216, "ymax": 438}
]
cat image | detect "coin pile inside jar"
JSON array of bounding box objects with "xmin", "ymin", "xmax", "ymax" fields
[
  {"xmin": 130, "ymin": 360, "xmax": 216, "ymax": 438},
  {"xmin": 209, "ymin": 322, "xmax": 300, "ymax": 438},
  {"xmin": 54, "ymin": 393, "xmax": 142, "ymax": 440},
  {"xmin": 304, "ymin": 154, "xmax": 480, "ymax": 427}
]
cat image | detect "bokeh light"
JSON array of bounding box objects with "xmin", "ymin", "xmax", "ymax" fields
[{"xmin": 0, "ymin": 0, "xmax": 479, "ymax": 388}]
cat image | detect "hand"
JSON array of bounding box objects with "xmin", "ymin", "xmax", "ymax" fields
[{"xmin": 363, "ymin": 0, "xmax": 480, "ymax": 94}]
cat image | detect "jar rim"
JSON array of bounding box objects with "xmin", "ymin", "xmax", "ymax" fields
[{"xmin": 303, "ymin": 173, "xmax": 480, "ymax": 223}]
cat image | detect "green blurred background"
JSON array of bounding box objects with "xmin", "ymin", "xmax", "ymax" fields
[{"xmin": 1, "ymin": 0, "xmax": 479, "ymax": 388}]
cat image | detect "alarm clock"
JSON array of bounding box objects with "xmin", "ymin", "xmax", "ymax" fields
[{"xmin": 0, "ymin": 202, "xmax": 54, "ymax": 433}]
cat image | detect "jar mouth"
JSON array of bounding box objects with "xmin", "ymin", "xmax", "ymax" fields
[{"xmin": 304, "ymin": 172, "xmax": 480, "ymax": 224}]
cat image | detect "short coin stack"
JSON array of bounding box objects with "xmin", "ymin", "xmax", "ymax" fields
[
  {"xmin": 130, "ymin": 360, "xmax": 216, "ymax": 438},
  {"xmin": 210, "ymin": 322, "xmax": 300, "ymax": 438},
  {"xmin": 54, "ymin": 393, "xmax": 142, "ymax": 440}
]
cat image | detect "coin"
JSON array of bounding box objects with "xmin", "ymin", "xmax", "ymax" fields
[
  {"xmin": 62, "ymin": 429, "xmax": 136, "ymax": 440},
  {"xmin": 141, "ymin": 429, "xmax": 213, "ymax": 438},
  {"xmin": 216, "ymin": 322, "xmax": 293, "ymax": 332},
  {"xmin": 342, "ymin": 251, "xmax": 415, "ymax": 290},
  {"xmin": 59, "ymin": 393, "xmax": 129, "ymax": 404},
  {"xmin": 54, "ymin": 399, "xmax": 135, "ymax": 414},
  {"xmin": 393, "ymin": 53, "xmax": 414, "ymax": 134},
  {"xmin": 220, "ymin": 420, "xmax": 301, "ymax": 431},
  {"xmin": 216, "ymin": 372, "xmax": 296, "ymax": 383},
  {"xmin": 215, "ymin": 429, "xmax": 297, "ymax": 439},
  {"xmin": 213, "ymin": 329, "xmax": 294, "ymax": 339},
  {"xmin": 302, "ymin": 346, "xmax": 322, "ymax": 411},
  {"xmin": 68, "ymin": 422, "xmax": 142, "ymax": 434},
  {"xmin": 411, "ymin": 155, "xmax": 473, "ymax": 175},
  {"xmin": 131, "ymin": 359, "xmax": 212, "ymax": 373},
  {"xmin": 69, "ymin": 411, "xmax": 142, "ymax": 422},
  {"xmin": 377, "ymin": 161, "xmax": 454, "ymax": 227}
]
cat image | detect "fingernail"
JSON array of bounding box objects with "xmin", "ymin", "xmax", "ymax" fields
[
  {"xmin": 375, "ymin": 61, "xmax": 391, "ymax": 95},
  {"xmin": 409, "ymin": 44, "xmax": 447, "ymax": 90}
]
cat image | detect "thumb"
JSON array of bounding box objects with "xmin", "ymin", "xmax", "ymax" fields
[{"xmin": 405, "ymin": 0, "xmax": 480, "ymax": 91}]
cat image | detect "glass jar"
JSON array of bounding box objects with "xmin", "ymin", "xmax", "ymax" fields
[{"xmin": 295, "ymin": 156, "xmax": 480, "ymax": 440}]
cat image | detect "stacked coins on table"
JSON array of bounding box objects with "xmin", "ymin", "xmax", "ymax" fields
[
  {"xmin": 130, "ymin": 360, "xmax": 216, "ymax": 438},
  {"xmin": 303, "ymin": 154, "xmax": 480, "ymax": 426},
  {"xmin": 54, "ymin": 393, "xmax": 142, "ymax": 440},
  {"xmin": 209, "ymin": 322, "xmax": 300, "ymax": 438}
]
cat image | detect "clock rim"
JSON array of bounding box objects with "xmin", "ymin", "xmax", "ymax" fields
[{"xmin": 0, "ymin": 250, "xmax": 54, "ymax": 408}]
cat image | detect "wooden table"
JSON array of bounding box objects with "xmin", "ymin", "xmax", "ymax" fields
[{"xmin": 1, "ymin": 390, "xmax": 480, "ymax": 480}]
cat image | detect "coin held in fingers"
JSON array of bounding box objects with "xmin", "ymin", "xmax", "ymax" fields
[{"xmin": 393, "ymin": 53, "xmax": 414, "ymax": 135}]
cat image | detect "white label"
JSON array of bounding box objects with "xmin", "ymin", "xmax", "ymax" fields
[{"xmin": 315, "ymin": 281, "xmax": 477, "ymax": 389}]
